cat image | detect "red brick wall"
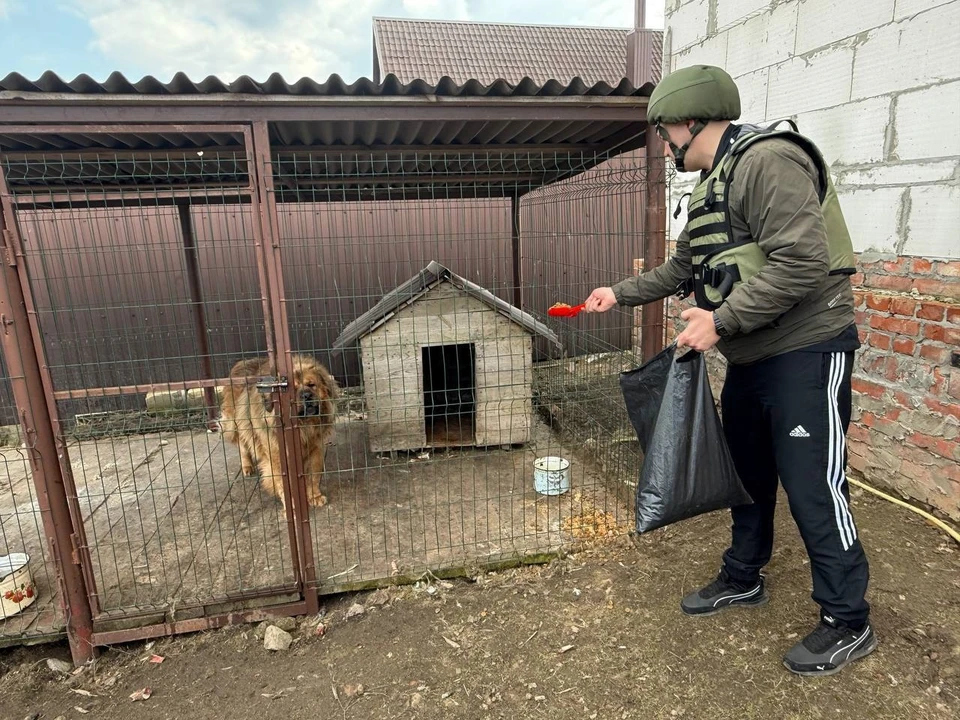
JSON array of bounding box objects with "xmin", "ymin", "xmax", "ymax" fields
[
  {"xmin": 848, "ymin": 258, "xmax": 960, "ymax": 519},
  {"xmin": 644, "ymin": 255, "xmax": 960, "ymax": 521}
]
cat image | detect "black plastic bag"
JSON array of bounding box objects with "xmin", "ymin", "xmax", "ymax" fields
[{"xmin": 619, "ymin": 344, "xmax": 752, "ymax": 533}]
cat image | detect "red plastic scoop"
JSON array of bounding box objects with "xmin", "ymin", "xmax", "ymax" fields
[{"xmin": 547, "ymin": 302, "xmax": 586, "ymax": 318}]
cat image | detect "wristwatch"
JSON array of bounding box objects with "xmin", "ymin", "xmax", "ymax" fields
[{"xmin": 712, "ymin": 312, "xmax": 729, "ymax": 338}]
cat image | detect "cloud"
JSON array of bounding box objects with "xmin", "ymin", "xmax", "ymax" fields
[
  {"xmin": 402, "ymin": 0, "xmax": 469, "ymax": 20},
  {"xmin": 71, "ymin": 0, "xmax": 382, "ymax": 82},
  {"xmin": 0, "ymin": 0, "xmax": 17, "ymax": 19},
  {"xmin": 69, "ymin": 0, "xmax": 662, "ymax": 83}
]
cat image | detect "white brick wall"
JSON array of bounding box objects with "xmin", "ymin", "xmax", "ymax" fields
[
  {"xmin": 795, "ymin": 0, "xmax": 896, "ymax": 54},
  {"xmin": 671, "ymin": 33, "xmax": 728, "ymax": 70},
  {"xmin": 734, "ymin": 67, "xmax": 771, "ymax": 121},
  {"xmin": 668, "ymin": 0, "xmax": 710, "ymax": 52},
  {"xmin": 895, "ymin": 81, "xmax": 960, "ymax": 160},
  {"xmin": 663, "ymin": 0, "xmax": 960, "ymax": 260},
  {"xmin": 901, "ymin": 186, "xmax": 960, "ymax": 259},
  {"xmin": 851, "ymin": 2, "xmax": 960, "ymax": 100},
  {"xmin": 793, "ymin": 97, "xmax": 890, "ymax": 167},
  {"xmin": 894, "ymin": 0, "xmax": 953, "ymax": 20},
  {"xmin": 838, "ymin": 161, "xmax": 957, "ymax": 187},
  {"xmin": 715, "ymin": 0, "xmax": 773, "ymax": 30},
  {"xmin": 767, "ymin": 45, "xmax": 855, "ymax": 117},
  {"xmin": 836, "ymin": 187, "xmax": 905, "ymax": 253},
  {"xmin": 724, "ymin": 2, "xmax": 798, "ymax": 77}
]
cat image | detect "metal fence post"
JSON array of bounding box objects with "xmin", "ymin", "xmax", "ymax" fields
[{"xmin": 642, "ymin": 124, "xmax": 667, "ymax": 359}]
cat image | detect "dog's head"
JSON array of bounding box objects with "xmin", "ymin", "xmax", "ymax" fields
[{"xmin": 292, "ymin": 355, "xmax": 338, "ymax": 425}]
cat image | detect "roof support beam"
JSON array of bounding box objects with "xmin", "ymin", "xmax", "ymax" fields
[{"xmin": 0, "ymin": 99, "xmax": 646, "ymax": 125}]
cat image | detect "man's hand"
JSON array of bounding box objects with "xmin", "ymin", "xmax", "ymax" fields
[
  {"xmin": 676, "ymin": 308, "xmax": 720, "ymax": 352},
  {"xmin": 584, "ymin": 287, "xmax": 618, "ymax": 313}
]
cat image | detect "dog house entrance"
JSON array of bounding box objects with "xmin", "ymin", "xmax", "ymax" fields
[{"xmin": 422, "ymin": 343, "xmax": 476, "ymax": 446}]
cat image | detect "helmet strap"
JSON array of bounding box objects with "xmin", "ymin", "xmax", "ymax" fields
[{"xmin": 669, "ymin": 120, "xmax": 707, "ymax": 173}]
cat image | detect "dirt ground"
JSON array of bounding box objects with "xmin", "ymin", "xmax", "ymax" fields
[{"xmin": 1, "ymin": 486, "xmax": 957, "ymax": 720}]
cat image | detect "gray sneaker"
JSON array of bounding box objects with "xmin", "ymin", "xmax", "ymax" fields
[
  {"xmin": 783, "ymin": 616, "xmax": 877, "ymax": 676},
  {"xmin": 680, "ymin": 573, "xmax": 768, "ymax": 616}
]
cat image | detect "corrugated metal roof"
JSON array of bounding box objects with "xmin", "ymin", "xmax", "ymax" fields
[
  {"xmin": 0, "ymin": 72, "xmax": 651, "ymax": 199},
  {"xmin": 373, "ymin": 18, "xmax": 640, "ymax": 86},
  {"xmin": 0, "ymin": 70, "xmax": 644, "ymax": 98},
  {"xmin": 332, "ymin": 261, "xmax": 561, "ymax": 350}
]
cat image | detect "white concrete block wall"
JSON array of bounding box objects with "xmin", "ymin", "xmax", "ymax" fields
[
  {"xmin": 714, "ymin": 0, "xmax": 770, "ymax": 30},
  {"xmin": 724, "ymin": 1, "xmax": 797, "ymax": 78},
  {"xmin": 662, "ymin": 0, "xmax": 960, "ymax": 260},
  {"xmin": 903, "ymin": 186, "xmax": 960, "ymax": 258},
  {"xmin": 667, "ymin": 0, "xmax": 710, "ymax": 54},
  {"xmin": 792, "ymin": 97, "xmax": 889, "ymax": 167},
  {"xmin": 767, "ymin": 45, "xmax": 856, "ymax": 117},
  {"xmin": 833, "ymin": 187, "xmax": 904, "ymax": 253},
  {"xmin": 895, "ymin": 81, "xmax": 960, "ymax": 161},
  {"xmin": 852, "ymin": 3, "xmax": 960, "ymax": 100},
  {"xmin": 795, "ymin": 0, "xmax": 895, "ymax": 54}
]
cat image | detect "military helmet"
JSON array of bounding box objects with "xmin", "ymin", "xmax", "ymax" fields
[{"xmin": 648, "ymin": 65, "xmax": 741, "ymax": 124}]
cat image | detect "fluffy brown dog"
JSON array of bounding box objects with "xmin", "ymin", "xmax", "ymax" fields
[{"xmin": 220, "ymin": 354, "xmax": 338, "ymax": 507}]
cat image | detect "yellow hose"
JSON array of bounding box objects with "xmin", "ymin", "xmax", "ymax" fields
[{"xmin": 849, "ymin": 477, "xmax": 960, "ymax": 544}]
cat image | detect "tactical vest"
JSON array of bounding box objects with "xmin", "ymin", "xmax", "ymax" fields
[{"xmin": 680, "ymin": 120, "xmax": 856, "ymax": 310}]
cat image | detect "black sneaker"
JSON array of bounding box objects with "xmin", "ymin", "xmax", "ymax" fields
[
  {"xmin": 680, "ymin": 572, "xmax": 768, "ymax": 616},
  {"xmin": 783, "ymin": 615, "xmax": 877, "ymax": 676}
]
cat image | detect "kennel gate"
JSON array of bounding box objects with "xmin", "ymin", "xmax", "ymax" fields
[{"xmin": 0, "ymin": 124, "xmax": 325, "ymax": 655}]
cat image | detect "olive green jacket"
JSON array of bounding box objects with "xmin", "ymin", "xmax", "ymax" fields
[{"xmin": 612, "ymin": 136, "xmax": 856, "ymax": 365}]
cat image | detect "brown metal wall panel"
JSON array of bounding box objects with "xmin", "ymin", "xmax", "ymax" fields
[
  {"xmin": 521, "ymin": 150, "xmax": 647, "ymax": 358},
  {"xmin": 3, "ymin": 172, "xmax": 645, "ymax": 425}
]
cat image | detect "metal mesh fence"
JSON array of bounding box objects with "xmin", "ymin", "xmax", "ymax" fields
[
  {"xmin": 0, "ymin": 355, "xmax": 66, "ymax": 646},
  {"xmin": 271, "ymin": 148, "xmax": 651, "ymax": 588},
  {"xmin": 2, "ymin": 148, "xmax": 302, "ymax": 620},
  {"xmin": 0, "ymin": 136, "xmax": 660, "ymax": 634}
]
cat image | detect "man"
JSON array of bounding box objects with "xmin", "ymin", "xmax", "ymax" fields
[{"xmin": 585, "ymin": 65, "xmax": 875, "ymax": 676}]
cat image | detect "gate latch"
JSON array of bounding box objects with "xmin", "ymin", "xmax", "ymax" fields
[
  {"xmin": 1, "ymin": 229, "xmax": 16, "ymax": 267},
  {"xmin": 256, "ymin": 376, "xmax": 288, "ymax": 394}
]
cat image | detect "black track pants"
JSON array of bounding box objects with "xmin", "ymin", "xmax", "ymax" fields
[{"xmin": 719, "ymin": 348, "xmax": 870, "ymax": 626}]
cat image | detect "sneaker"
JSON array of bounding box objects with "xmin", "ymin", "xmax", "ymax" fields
[
  {"xmin": 783, "ymin": 616, "xmax": 877, "ymax": 676},
  {"xmin": 680, "ymin": 572, "xmax": 768, "ymax": 616}
]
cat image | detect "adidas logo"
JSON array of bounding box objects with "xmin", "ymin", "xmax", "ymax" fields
[{"xmin": 789, "ymin": 425, "xmax": 811, "ymax": 438}]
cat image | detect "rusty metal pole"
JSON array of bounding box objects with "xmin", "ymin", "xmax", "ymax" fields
[
  {"xmin": 247, "ymin": 123, "xmax": 320, "ymax": 615},
  {"xmin": 0, "ymin": 197, "xmax": 95, "ymax": 665},
  {"xmin": 511, "ymin": 194, "xmax": 522, "ymax": 308},
  {"xmin": 176, "ymin": 201, "xmax": 218, "ymax": 429},
  {"xmin": 641, "ymin": 124, "xmax": 667, "ymax": 359}
]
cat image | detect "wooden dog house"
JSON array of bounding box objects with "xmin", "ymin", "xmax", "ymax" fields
[{"xmin": 333, "ymin": 262, "xmax": 561, "ymax": 452}]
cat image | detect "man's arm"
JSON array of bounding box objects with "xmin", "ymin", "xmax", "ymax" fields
[
  {"xmin": 610, "ymin": 228, "xmax": 692, "ymax": 307},
  {"xmin": 713, "ymin": 142, "xmax": 830, "ymax": 336}
]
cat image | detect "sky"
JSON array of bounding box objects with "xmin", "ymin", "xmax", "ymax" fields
[{"xmin": 0, "ymin": 0, "xmax": 664, "ymax": 83}]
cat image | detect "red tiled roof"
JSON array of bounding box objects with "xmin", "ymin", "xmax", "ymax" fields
[{"xmin": 373, "ymin": 17, "xmax": 643, "ymax": 86}]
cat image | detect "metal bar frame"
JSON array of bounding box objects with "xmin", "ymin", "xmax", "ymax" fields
[
  {"xmin": 0, "ymin": 121, "xmax": 321, "ymax": 657},
  {"xmin": 0, "ymin": 164, "xmax": 96, "ymax": 664},
  {"xmin": 12, "ymin": 189, "xmax": 250, "ymax": 210},
  {"xmin": 52, "ymin": 375, "xmax": 261, "ymax": 401},
  {"xmin": 90, "ymin": 599, "xmax": 308, "ymax": 646},
  {"xmin": 249, "ymin": 121, "xmax": 320, "ymax": 614},
  {"xmin": 0, "ymin": 98, "xmax": 648, "ymax": 125},
  {"xmin": 641, "ymin": 124, "xmax": 667, "ymax": 359},
  {"xmin": 0, "ymin": 143, "xmax": 603, "ymax": 160},
  {"xmin": 176, "ymin": 200, "xmax": 218, "ymax": 430},
  {"xmin": 511, "ymin": 194, "xmax": 522, "ymax": 308}
]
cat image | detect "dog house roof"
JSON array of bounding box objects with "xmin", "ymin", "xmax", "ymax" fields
[{"xmin": 332, "ymin": 261, "xmax": 561, "ymax": 350}]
